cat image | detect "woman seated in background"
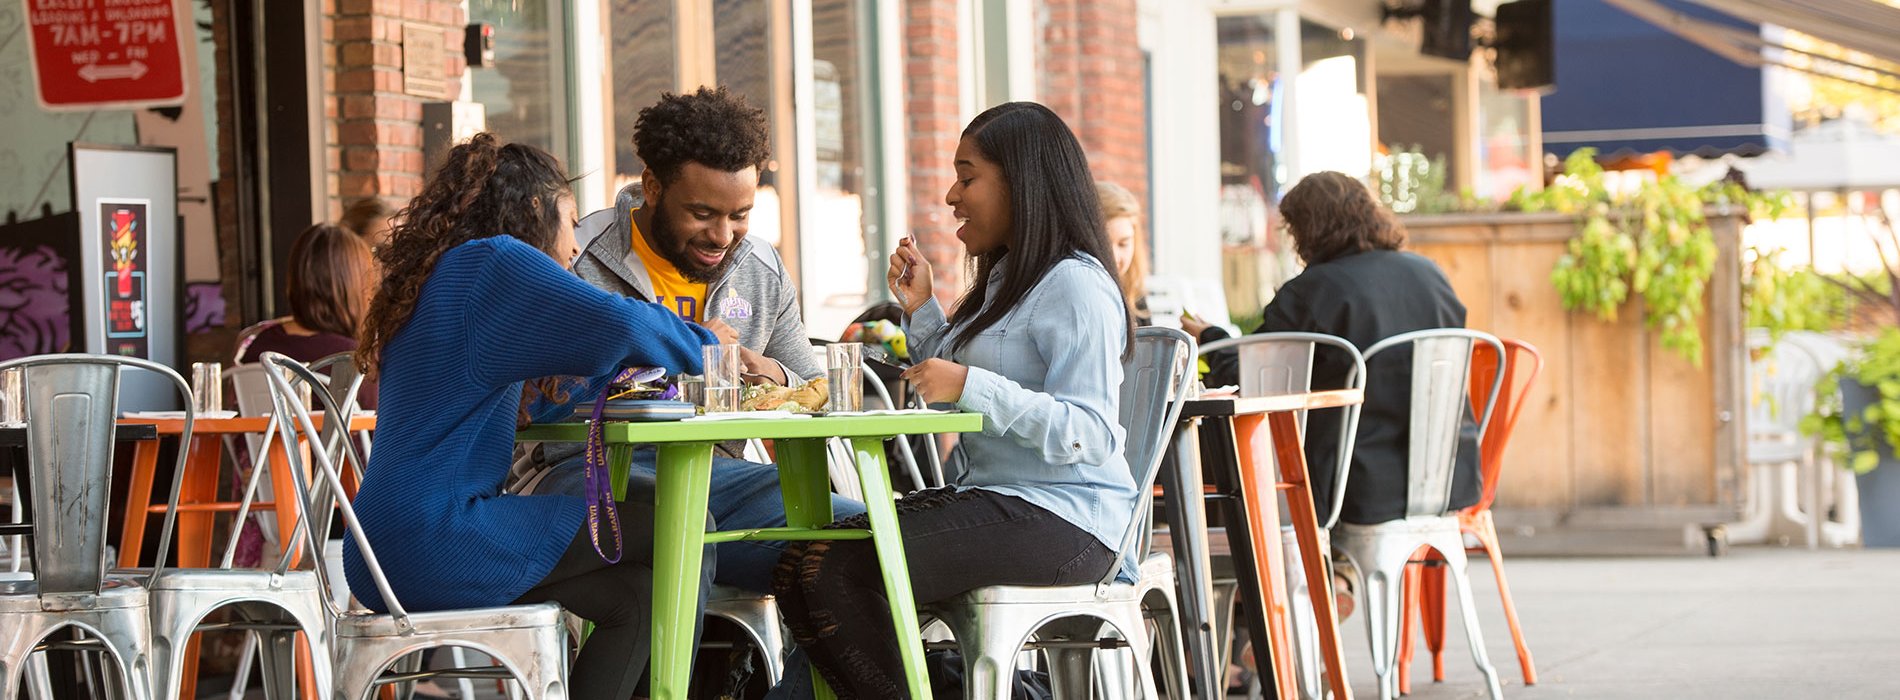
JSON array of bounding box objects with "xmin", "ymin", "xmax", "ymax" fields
[
  {"xmin": 339, "ymin": 196, "xmax": 397, "ymax": 250},
  {"xmin": 1186, "ymin": 170, "xmax": 1480, "ymax": 528},
  {"xmin": 772, "ymin": 102, "xmax": 1136, "ymax": 698},
  {"xmin": 234, "ymin": 222, "xmax": 381, "ymax": 409},
  {"xmin": 345, "ymin": 132, "xmax": 717, "ymax": 699},
  {"xmin": 1097, "ymin": 180, "xmax": 1152, "ymax": 324}
]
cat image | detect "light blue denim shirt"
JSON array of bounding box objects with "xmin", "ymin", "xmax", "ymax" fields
[{"xmin": 907, "ymin": 256, "xmax": 1138, "ymax": 579}]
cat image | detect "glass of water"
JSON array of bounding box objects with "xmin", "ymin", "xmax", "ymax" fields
[
  {"xmin": 702, "ymin": 344, "xmax": 743, "ymax": 413},
  {"xmin": 827, "ymin": 343, "xmax": 864, "ymax": 413}
]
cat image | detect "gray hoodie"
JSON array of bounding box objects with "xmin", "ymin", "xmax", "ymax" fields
[{"xmin": 508, "ymin": 183, "xmax": 820, "ymax": 491}]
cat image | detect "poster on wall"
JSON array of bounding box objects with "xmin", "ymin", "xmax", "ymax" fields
[
  {"xmin": 99, "ymin": 198, "xmax": 152, "ymax": 358},
  {"xmin": 71, "ymin": 143, "xmax": 178, "ymax": 410}
]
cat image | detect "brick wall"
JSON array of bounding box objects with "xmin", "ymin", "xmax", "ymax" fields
[
  {"xmin": 1039, "ymin": 0, "xmax": 1147, "ymax": 215},
  {"xmin": 330, "ymin": 0, "xmax": 466, "ymax": 219},
  {"xmin": 905, "ymin": 0, "xmax": 966, "ymax": 306}
]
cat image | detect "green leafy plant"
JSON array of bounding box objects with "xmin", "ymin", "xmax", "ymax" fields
[
  {"xmin": 1744, "ymin": 248, "xmax": 1852, "ymax": 340},
  {"xmin": 1513, "ymin": 148, "xmax": 1787, "ymax": 364},
  {"xmin": 1802, "ymin": 328, "xmax": 1900, "ymax": 474}
]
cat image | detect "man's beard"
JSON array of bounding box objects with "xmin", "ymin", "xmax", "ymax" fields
[{"xmin": 650, "ymin": 193, "xmax": 738, "ymax": 284}]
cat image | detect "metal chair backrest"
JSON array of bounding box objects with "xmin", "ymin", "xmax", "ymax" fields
[
  {"xmin": 1105, "ymin": 327, "xmax": 1196, "ymax": 585},
  {"xmin": 0, "ymin": 354, "xmax": 194, "ymax": 593},
  {"xmin": 1466, "ymin": 338, "xmax": 1542, "ymax": 513},
  {"xmin": 1745, "ymin": 329, "xmax": 1828, "ymax": 443},
  {"xmin": 1362, "ymin": 329, "xmax": 1505, "ymax": 519},
  {"xmin": 258, "ymin": 352, "xmax": 407, "ymax": 629},
  {"xmin": 1199, "ymin": 332, "xmax": 1367, "ymax": 528}
]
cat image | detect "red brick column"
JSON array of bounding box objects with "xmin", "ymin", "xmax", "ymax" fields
[
  {"xmin": 905, "ymin": 0, "xmax": 966, "ymax": 306},
  {"xmin": 331, "ymin": 0, "xmax": 465, "ymax": 218},
  {"xmin": 1039, "ymin": 0, "xmax": 1147, "ymax": 210}
]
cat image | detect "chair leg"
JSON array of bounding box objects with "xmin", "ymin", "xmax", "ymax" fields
[
  {"xmin": 1397, "ymin": 565, "xmax": 1416, "ymax": 695},
  {"xmin": 1354, "ymin": 552, "xmax": 1406, "ymax": 700},
  {"xmin": 1420, "ymin": 557, "xmax": 1448, "ymax": 683},
  {"xmin": 1437, "ymin": 544, "xmax": 1504, "ymax": 700},
  {"xmin": 1473, "ymin": 518, "xmax": 1537, "ymax": 685},
  {"xmin": 24, "ymin": 652, "xmax": 57, "ymax": 700},
  {"xmin": 1146, "ymin": 592, "xmax": 1192, "ymax": 700}
]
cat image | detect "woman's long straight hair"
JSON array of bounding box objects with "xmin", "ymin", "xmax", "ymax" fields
[{"xmin": 949, "ymin": 102, "xmax": 1134, "ymax": 358}]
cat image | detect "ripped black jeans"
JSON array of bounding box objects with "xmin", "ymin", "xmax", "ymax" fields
[{"xmin": 771, "ymin": 487, "xmax": 1117, "ymax": 699}]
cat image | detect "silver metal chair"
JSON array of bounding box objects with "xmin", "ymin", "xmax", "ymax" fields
[
  {"xmin": 1193, "ymin": 332, "xmax": 1366, "ymax": 699},
  {"xmin": 1331, "ymin": 329, "xmax": 1506, "ymax": 700},
  {"xmin": 132, "ymin": 354, "xmax": 362, "ymax": 700},
  {"xmin": 926, "ymin": 327, "xmax": 1196, "ymax": 700},
  {"xmin": 0, "ymin": 354, "xmax": 196, "ymax": 700},
  {"xmin": 258, "ymin": 352, "xmax": 571, "ymax": 700}
]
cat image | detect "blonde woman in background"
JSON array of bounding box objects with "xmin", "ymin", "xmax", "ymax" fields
[{"xmin": 1097, "ymin": 181, "xmax": 1152, "ymax": 324}]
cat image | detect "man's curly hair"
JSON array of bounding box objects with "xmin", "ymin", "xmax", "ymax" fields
[{"xmin": 634, "ymin": 86, "xmax": 772, "ymax": 184}]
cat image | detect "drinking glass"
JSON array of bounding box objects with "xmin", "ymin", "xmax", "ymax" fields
[
  {"xmin": 827, "ymin": 343, "xmax": 864, "ymax": 413},
  {"xmin": 702, "ymin": 344, "xmax": 743, "ymax": 413}
]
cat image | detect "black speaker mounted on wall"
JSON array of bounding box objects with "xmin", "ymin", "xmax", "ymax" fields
[
  {"xmin": 1494, "ymin": 0, "xmax": 1555, "ymax": 91},
  {"xmin": 1384, "ymin": 0, "xmax": 1476, "ymax": 60}
]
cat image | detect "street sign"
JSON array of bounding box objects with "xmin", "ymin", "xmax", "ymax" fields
[{"xmin": 23, "ymin": 0, "xmax": 189, "ymax": 110}]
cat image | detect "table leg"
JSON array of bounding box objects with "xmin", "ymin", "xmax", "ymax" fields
[
  {"xmin": 650, "ymin": 442, "xmax": 714, "ymax": 700},
  {"xmin": 1162, "ymin": 418, "xmax": 1224, "ymax": 698},
  {"xmin": 773, "ymin": 438, "xmax": 834, "ymax": 528},
  {"xmin": 1234, "ymin": 414, "xmax": 1300, "ymax": 696},
  {"xmin": 1267, "ymin": 411, "xmax": 1353, "ymax": 700},
  {"xmin": 118, "ymin": 439, "xmax": 161, "ymax": 568},
  {"xmin": 175, "ymin": 436, "xmax": 223, "ymax": 569},
  {"xmin": 772, "ymin": 438, "xmax": 840, "ymax": 700},
  {"xmin": 1201, "ymin": 419, "xmax": 1280, "ymax": 700},
  {"xmin": 849, "ymin": 437, "xmax": 933, "ymax": 700}
]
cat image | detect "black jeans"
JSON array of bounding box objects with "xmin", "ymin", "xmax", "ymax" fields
[
  {"xmin": 771, "ymin": 487, "xmax": 1117, "ymax": 699},
  {"xmin": 511, "ymin": 493, "xmax": 714, "ymax": 700}
]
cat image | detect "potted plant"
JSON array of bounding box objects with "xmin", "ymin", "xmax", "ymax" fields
[{"xmin": 1805, "ymin": 328, "xmax": 1900, "ymax": 547}]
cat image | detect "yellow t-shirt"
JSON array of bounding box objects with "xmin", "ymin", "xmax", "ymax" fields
[{"xmin": 628, "ymin": 215, "xmax": 708, "ymax": 322}]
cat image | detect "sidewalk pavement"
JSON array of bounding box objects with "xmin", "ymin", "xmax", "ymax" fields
[{"xmin": 1331, "ymin": 547, "xmax": 1900, "ymax": 699}]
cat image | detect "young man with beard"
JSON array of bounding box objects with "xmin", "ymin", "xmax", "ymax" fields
[{"xmin": 511, "ymin": 87, "xmax": 864, "ymax": 601}]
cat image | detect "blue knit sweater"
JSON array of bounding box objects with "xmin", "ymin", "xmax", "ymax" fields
[{"xmin": 342, "ymin": 236, "xmax": 716, "ymax": 613}]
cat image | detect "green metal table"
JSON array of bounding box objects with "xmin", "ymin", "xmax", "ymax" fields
[{"xmin": 517, "ymin": 412, "xmax": 984, "ymax": 700}]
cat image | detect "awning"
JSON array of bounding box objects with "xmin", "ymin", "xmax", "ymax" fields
[
  {"xmin": 1540, "ymin": 0, "xmax": 1791, "ymax": 159},
  {"xmin": 1687, "ymin": 0, "xmax": 1900, "ymax": 68}
]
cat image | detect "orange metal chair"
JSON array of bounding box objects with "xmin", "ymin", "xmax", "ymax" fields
[{"xmin": 1397, "ymin": 338, "xmax": 1541, "ymax": 692}]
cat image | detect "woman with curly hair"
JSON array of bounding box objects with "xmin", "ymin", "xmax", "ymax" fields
[
  {"xmin": 342, "ymin": 132, "xmax": 718, "ymax": 699},
  {"xmin": 1192, "ymin": 170, "xmax": 1477, "ymax": 527}
]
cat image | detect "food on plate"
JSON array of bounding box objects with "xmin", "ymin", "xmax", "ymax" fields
[{"xmin": 740, "ymin": 377, "xmax": 829, "ymax": 412}]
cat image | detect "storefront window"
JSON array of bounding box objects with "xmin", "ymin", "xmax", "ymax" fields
[
  {"xmin": 802, "ymin": 0, "xmax": 872, "ymax": 338},
  {"xmin": 1477, "ymin": 81, "xmax": 1538, "ymax": 201},
  {"xmin": 713, "ymin": 0, "xmax": 784, "ymax": 248},
  {"xmin": 611, "ymin": 0, "xmax": 677, "ymax": 189},
  {"xmin": 469, "ymin": 0, "xmax": 563, "ymax": 154}
]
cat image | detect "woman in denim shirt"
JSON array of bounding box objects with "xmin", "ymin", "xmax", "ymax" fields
[{"xmin": 771, "ymin": 102, "xmax": 1137, "ymax": 698}]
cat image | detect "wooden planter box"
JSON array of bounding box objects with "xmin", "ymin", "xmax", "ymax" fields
[{"xmin": 1402, "ymin": 210, "xmax": 1747, "ymax": 550}]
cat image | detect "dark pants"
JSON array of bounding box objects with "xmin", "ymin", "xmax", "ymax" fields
[
  {"xmin": 771, "ymin": 487, "xmax": 1117, "ymax": 699},
  {"xmin": 512, "ymin": 495, "xmax": 714, "ymax": 700}
]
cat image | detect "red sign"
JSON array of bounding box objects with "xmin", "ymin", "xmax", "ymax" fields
[{"xmin": 23, "ymin": 0, "xmax": 188, "ymax": 110}]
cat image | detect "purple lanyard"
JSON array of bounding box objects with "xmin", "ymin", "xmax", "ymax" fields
[{"xmin": 582, "ymin": 368, "xmax": 638, "ymax": 563}]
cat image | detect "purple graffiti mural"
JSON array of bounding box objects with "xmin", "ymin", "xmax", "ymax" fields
[
  {"xmin": 0, "ymin": 244, "xmax": 73, "ymax": 361},
  {"xmin": 184, "ymin": 281, "xmax": 225, "ymax": 335}
]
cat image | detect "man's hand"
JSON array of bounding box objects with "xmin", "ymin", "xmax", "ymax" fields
[
  {"xmin": 738, "ymin": 346, "xmax": 787, "ymax": 386},
  {"xmin": 702, "ymin": 317, "xmax": 740, "ymax": 345},
  {"xmin": 901, "ymin": 358, "xmax": 969, "ymax": 404}
]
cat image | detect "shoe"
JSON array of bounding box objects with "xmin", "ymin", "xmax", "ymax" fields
[{"xmin": 411, "ymin": 679, "xmax": 458, "ymax": 699}]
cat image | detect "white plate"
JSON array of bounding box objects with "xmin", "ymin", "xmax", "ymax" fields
[
  {"xmin": 683, "ymin": 412, "xmax": 814, "ymax": 422},
  {"xmin": 123, "ymin": 410, "xmax": 239, "ymax": 419}
]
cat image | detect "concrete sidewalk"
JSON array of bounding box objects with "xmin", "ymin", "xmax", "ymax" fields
[{"xmin": 1325, "ymin": 547, "xmax": 1900, "ymax": 699}]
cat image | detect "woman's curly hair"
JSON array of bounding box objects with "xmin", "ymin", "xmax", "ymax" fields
[
  {"xmin": 1279, "ymin": 171, "xmax": 1406, "ymax": 266},
  {"xmin": 354, "ymin": 132, "xmax": 571, "ymax": 381},
  {"xmin": 633, "ymin": 86, "xmax": 771, "ymax": 184}
]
